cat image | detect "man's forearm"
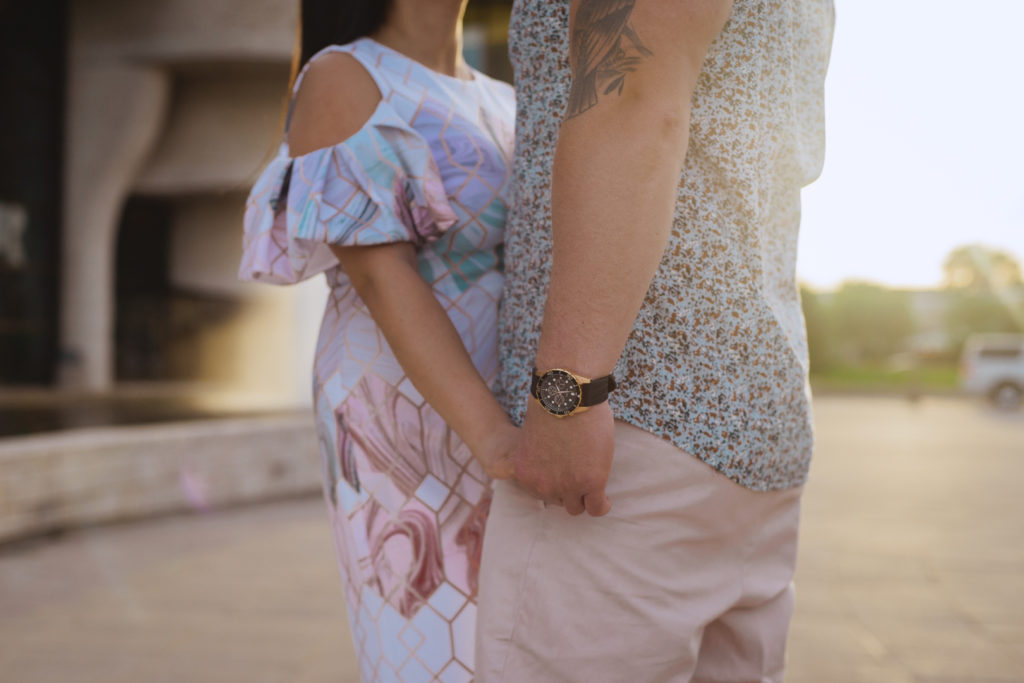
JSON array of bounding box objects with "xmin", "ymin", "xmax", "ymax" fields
[
  {"xmin": 535, "ymin": 96, "xmax": 691, "ymax": 376},
  {"xmin": 536, "ymin": 0, "xmax": 732, "ymax": 379}
]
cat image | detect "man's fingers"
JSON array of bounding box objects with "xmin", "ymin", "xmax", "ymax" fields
[
  {"xmin": 516, "ymin": 477, "xmax": 561, "ymax": 507},
  {"xmin": 583, "ymin": 491, "xmax": 612, "ymax": 517},
  {"xmin": 564, "ymin": 495, "xmax": 586, "ymax": 516}
]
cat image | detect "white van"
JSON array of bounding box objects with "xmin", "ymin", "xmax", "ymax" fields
[{"xmin": 960, "ymin": 333, "xmax": 1024, "ymax": 408}]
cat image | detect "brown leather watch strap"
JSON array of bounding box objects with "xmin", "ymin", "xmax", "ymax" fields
[{"xmin": 579, "ymin": 373, "xmax": 617, "ymax": 406}]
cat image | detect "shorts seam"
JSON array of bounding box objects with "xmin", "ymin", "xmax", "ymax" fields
[{"xmin": 496, "ymin": 499, "xmax": 548, "ymax": 681}]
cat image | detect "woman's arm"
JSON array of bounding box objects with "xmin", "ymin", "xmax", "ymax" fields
[
  {"xmin": 288, "ymin": 52, "xmax": 516, "ymax": 478},
  {"xmin": 331, "ymin": 242, "xmax": 516, "ymax": 479}
]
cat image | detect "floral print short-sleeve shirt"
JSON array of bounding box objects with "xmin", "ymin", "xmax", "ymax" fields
[{"xmin": 497, "ymin": 0, "xmax": 836, "ymax": 491}]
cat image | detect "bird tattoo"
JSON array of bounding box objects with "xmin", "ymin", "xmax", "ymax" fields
[{"xmin": 566, "ymin": 0, "xmax": 654, "ymax": 119}]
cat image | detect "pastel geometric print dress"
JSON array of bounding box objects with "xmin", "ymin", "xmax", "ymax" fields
[{"xmin": 237, "ymin": 38, "xmax": 514, "ymax": 682}]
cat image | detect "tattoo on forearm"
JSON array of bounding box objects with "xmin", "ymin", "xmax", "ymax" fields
[{"xmin": 566, "ymin": 0, "xmax": 654, "ymax": 119}]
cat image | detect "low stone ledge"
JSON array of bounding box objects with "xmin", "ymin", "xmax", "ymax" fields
[{"xmin": 0, "ymin": 414, "xmax": 322, "ymax": 545}]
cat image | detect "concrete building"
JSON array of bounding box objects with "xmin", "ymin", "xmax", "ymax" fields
[{"xmin": 0, "ymin": 0, "xmax": 513, "ymax": 416}]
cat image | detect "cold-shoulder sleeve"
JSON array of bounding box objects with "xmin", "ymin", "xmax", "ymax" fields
[{"xmin": 238, "ymin": 101, "xmax": 457, "ymax": 284}]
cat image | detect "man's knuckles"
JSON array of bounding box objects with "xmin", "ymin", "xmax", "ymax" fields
[{"xmin": 533, "ymin": 482, "xmax": 557, "ymax": 501}]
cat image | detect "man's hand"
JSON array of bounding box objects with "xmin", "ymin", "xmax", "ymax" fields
[{"xmin": 514, "ymin": 399, "xmax": 615, "ymax": 517}]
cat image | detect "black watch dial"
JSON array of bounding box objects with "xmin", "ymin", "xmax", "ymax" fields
[{"xmin": 536, "ymin": 369, "xmax": 582, "ymax": 416}]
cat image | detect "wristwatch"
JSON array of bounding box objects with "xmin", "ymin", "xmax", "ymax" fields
[{"xmin": 530, "ymin": 367, "xmax": 617, "ymax": 418}]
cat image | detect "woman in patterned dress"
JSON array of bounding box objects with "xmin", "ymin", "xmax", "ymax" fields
[{"xmin": 237, "ymin": 1, "xmax": 518, "ymax": 680}]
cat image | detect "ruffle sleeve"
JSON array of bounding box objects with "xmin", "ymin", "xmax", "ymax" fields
[{"xmin": 237, "ymin": 100, "xmax": 457, "ymax": 284}]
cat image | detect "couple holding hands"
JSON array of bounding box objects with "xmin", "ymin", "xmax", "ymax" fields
[{"xmin": 239, "ymin": 0, "xmax": 834, "ymax": 680}]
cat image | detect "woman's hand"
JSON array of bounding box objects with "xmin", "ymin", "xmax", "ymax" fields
[{"xmin": 471, "ymin": 421, "xmax": 519, "ymax": 481}]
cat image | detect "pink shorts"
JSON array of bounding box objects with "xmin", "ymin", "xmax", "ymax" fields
[{"xmin": 475, "ymin": 421, "xmax": 803, "ymax": 682}]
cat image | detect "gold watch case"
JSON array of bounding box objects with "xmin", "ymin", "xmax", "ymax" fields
[{"xmin": 532, "ymin": 368, "xmax": 593, "ymax": 418}]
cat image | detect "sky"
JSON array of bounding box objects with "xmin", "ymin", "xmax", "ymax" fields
[{"xmin": 797, "ymin": 0, "xmax": 1024, "ymax": 291}]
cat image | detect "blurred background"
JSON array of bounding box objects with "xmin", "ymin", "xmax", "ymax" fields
[{"xmin": 0, "ymin": 1, "xmax": 1022, "ymax": 682}]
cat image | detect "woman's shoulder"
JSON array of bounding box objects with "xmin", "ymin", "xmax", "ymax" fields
[{"xmin": 287, "ymin": 48, "xmax": 383, "ymax": 157}]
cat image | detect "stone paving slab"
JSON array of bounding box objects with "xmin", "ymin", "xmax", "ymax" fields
[
  {"xmin": 1, "ymin": 396, "xmax": 1022, "ymax": 682},
  {"xmin": 0, "ymin": 499, "xmax": 359, "ymax": 683}
]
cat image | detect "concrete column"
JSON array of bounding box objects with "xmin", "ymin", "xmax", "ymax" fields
[{"xmin": 59, "ymin": 61, "xmax": 169, "ymax": 389}]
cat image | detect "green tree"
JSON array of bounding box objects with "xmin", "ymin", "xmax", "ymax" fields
[
  {"xmin": 830, "ymin": 281, "xmax": 914, "ymax": 363},
  {"xmin": 942, "ymin": 244, "xmax": 1024, "ymax": 352},
  {"xmin": 800, "ymin": 284, "xmax": 835, "ymax": 372},
  {"xmin": 945, "ymin": 290, "xmax": 1023, "ymax": 351},
  {"xmin": 943, "ymin": 244, "xmax": 1022, "ymax": 291}
]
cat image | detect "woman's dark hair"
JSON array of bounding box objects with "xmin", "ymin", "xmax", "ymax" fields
[{"xmin": 297, "ymin": 0, "xmax": 392, "ymax": 68}]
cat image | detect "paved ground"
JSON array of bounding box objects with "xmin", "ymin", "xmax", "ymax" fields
[{"xmin": 1, "ymin": 395, "xmax": 1022, "ymax": 682}]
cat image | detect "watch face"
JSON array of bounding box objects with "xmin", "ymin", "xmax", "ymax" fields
[{"xmin": 536, "ymin": 369, "xmax": 582, "ymax": 416}]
